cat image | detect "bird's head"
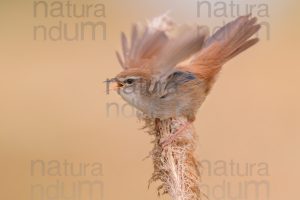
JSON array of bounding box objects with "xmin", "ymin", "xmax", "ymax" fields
[{"xmin": 113, "ymin": 68, "xmax": 152, "ymax": 109}]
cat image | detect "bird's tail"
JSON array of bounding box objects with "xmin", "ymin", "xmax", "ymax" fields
[{"xmin": 186, "ymin": 15, "xmax": 261, "ymax": 79}]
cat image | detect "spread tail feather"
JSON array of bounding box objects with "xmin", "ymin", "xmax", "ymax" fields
[{"xmin": 183, "ymin": 15, "xmax": 261, "ymax": 79}]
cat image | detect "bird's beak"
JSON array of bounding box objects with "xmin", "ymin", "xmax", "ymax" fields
[
  {"xmin": 112, "ymin": 82, "xmax": 124, "ymax": 90},
  {"xmin": 116, "ymin": 82, "xmax": 124, "ymax": 88},
  {"xmin": 104, "ymin": 78, "xmax": 123, "ymax": 91},
  {"xmin": 111, "ymin": 78, "xmax": 124, "ymax": 91}
]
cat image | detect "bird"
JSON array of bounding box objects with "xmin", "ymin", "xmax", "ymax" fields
[{"xmin": 111, "ymin": 14, "xmax": 261, "ymax": 146}]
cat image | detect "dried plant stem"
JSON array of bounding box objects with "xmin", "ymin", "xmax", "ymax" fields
[{"xmin": 145, "ymin": 117, "xmax": 202, "ymax": 200}]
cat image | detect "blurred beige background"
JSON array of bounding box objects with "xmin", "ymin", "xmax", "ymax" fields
[{"xmin": 0, "ymin": 0, "xmax": 299, "ymax": 199}]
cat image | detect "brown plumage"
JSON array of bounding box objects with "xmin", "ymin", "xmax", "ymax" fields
[{"xmin": 114, "ymin": 14, "xmax": 261, "ymax": 122}]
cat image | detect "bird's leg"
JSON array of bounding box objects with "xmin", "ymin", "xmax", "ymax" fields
[{"xmin": 160, "ymin": 121, "xmax": 191, "ymax": 148}]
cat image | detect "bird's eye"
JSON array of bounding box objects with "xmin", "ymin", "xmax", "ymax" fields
[{"xmin": 124, "ymin": 78, "xmax": 135, "ymax": 84}]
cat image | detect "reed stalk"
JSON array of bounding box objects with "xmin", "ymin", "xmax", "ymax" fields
[{"xmin": 144, "ymin": 117, "xmax": 202, "ymax": 200}]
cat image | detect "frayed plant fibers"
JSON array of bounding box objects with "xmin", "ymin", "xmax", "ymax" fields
[{"xmin": 142, "ymin": 116, "xmax": 202, "ymax": 200}]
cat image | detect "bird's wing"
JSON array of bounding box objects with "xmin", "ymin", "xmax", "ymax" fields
[
  {"xmin": 116, "ymin": 15, "xmax": 173, "ymax": 69},
  {"xmin": 177, "ymin": 15, "xmax": 261, "ymax": 80},
  {"xmin": 150, "ymin": 25, "xmax": 208, "ymax": 80},
  {"xmin": 150, "ymin": 70, "xmax": 200, "ymax": 98}
]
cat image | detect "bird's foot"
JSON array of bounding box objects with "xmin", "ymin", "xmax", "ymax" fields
[{"xmin": 160, "ymin": 121, "xmax": 191, "ymax": 148}]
